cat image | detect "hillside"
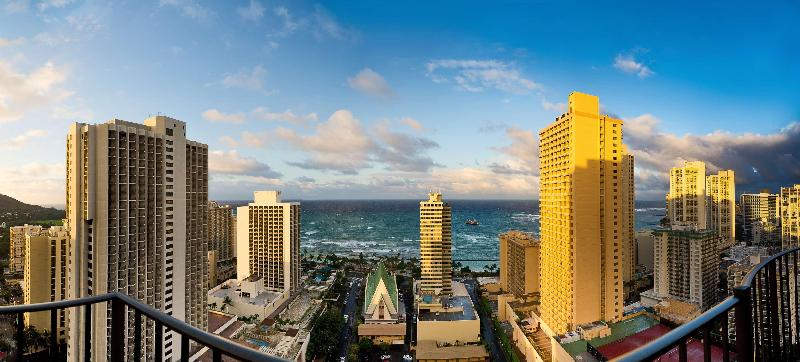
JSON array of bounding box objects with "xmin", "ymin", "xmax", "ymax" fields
[{"xmin": 0, "ymin": 194, "xmax": 65, "ymax": 261}]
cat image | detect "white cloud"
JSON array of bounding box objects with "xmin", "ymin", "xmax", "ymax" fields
[
  {"xmin": 37, "ymin": 0, "xmax": 73, "ymax": 11},
  {"xmin": 241, "ymin": 131, "xmax": 269, "ymax": 148},
  {"xmin": 614, "ymin": 54, "xmax": 654, "ymax": 78},
  {"xmin": 158, "ymin": 0, "xmax": 215, "ymax": 21},
  {"xmin": 0, "ymin": 60, "xmax": 71, "ymax": 123},
  {"xmin": 0, "ymin": 162, "xmax": 65, "ymax": 205},
  {"xmin": 541, "ymin": 98, "xmax": 567, "ymax": 113},
  {"xmin": 401, "ymin": 117, "xmax": 424, "ymax": 132},
  {"xmin": 202, "ymin": 108, "xmax": 245, "ymax": 124},
  {"xmin": 251, "ymin": 107, "xmax": 317, "ymax": 125},
  {"xmin": 208, "ymin": 150, "xmax": 282, "ymax": 178},
  {"xmin": 624, "ymin": 114, "xmax": 800, "ymax": 198},
  {"xmin": 275, "ymin": 110, "xmax": 438, "ymax": 174},
  {"xmin": 348, "ymin": 68, "xmax": 393, "ymax": 97},
  {"xmin": 0, "ymin": 37, "xmax": 25, "ymax": 47},
  {"xmin": 271, "ymin": 6, "xmax": 303, "ymax": 37},
  {"xmin": 425, "ymin": 59, "xmax": 540, "ymax": 94},
  {"xmin": 312, "ymin": 4, "xmax": 355, "ymax": 40},
  {"xmin": 238, "ymin": 0, "xmax": 264, "ymax": 22},
  {"xmin": 220, "ymin": 65, "xmax": 270, "ymax": 93},
  {"xmin": 0, "ymin": 129, "xmax": 46, "ymax": 149},
  {"xmin": 219, "ymin": 136, "xmax": 239, "ymax": 148},
  {"xmin": 4, "ymin": 1, "xmax": 29, "ymax": 14},
  {"xmin": 66, "ymin": 12, "xmax": 105, "ymax": 34}
]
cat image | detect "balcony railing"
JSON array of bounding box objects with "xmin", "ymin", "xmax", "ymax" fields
[
  {"xmin": 614, "ymin": 247, "xmax": 800, "ymax": 362},
  {"xmin": 0, "ymin": 291, "xmax": 288, "ymax": 362}
]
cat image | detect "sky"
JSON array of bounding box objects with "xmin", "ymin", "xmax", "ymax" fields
[{"xmin": 0, "ymin": 0, "xmax": 798, "ymax": 205}]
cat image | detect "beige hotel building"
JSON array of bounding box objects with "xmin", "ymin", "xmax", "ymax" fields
[
  {"xmin": 667, "ymin": 161, "xmax": 708, "ymax": 229},
  {"xmin": 9, "ymin": 224, "xmax": 42, "ymax": 274},
  {"xmin": 236, "ymin": 191, "xmax": 300, "ymax": 293},
  {"xmin": 538, "ymin": 91, "xmax": 633, "ymax": 334},
  {"xmin": 208, "ymin": 201, "xmax": 236, "ymax": 287},
  {"xmin": 740, "ymin": 192, "xmax": 780, "ymax": 246},
  {"xmin": 23, "ymin": 225, "xmax": 69, "ymax": 340},
  {"xmin": 66, "ymin": 117, "xmax": 208, "ymax": 361},
  {"xmin": 707, "ymin": 170, "xmax": 736, "ymax": 248},
  {"xmin": 498, "ymin": 230, "xmax": 539, "ymax": 297},
  {"xmin": 419, "ymin": 192, "xmax": 453, "ymax": 296}
]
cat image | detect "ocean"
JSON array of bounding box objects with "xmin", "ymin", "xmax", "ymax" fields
[{"xmin": 225, "ymin": 199, "xmax": 666, "ymax": 271}]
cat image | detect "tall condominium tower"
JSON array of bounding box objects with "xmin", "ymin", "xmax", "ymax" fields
[
  {"xmin": 652, "ymin": 228, "xmax": 720, "ymax": 310},
  {"xmin": 538, "ymin": 92, "xmax": 632, "ymax": 334},
  {"xmin": 23, "ymin": 225, "xmax": 69, "ymax": 340},
  {"xmin": 419, "ymin": 192, "xmax": 452, "ymax": 296},
  {"xmin": 667, "ymin": 161, "xmax": 707, "ymax": 229},
  {"xmin": 66, "ymin": 117, "xmax": 208, "ymax": 362},
  {"xmin": 208, "ymin": 201, "xmax": 235, "ymax": 287},
  {"xmin": 498, "ymin": 231, "xmax": 539, "ymax": 296},
  {"xmin": 780, "ymin": 184, "xmax": 800, "ymax": 249},
  {"xmin": 707, "ymin": 170, "xmax": 735, "ymax": 248},
  {"xmin": 9, "ymin": 224, "xmax": 42, "ymax": 273},
  {"xmin": 236, "ymin": 191, "xmax": 300, "ymax": 293},
  {"xmin": 621, "ymin": 153, "xmax": 637, "ymax": 292},
  {"xmin": 740, "ymin": 192, "xmax": 780, "ymax": 246}
]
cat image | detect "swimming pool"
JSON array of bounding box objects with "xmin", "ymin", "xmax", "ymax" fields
[{"xmin": 247, "ymin": 338, "xmax": 270, "ymax": 348}]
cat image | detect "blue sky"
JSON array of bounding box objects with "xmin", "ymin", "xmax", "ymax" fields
[{"xmin": 0, "ymin": 0, "xmax": 798, "ymax": 204}]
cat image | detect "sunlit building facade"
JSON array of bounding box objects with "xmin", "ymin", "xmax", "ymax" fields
[
  {"xmin": 707, "ymin": 170, "xmax": 735, "ymax": 249},
  {"xmin": 419, "ymin": 192, "xmax": 453, "ymax": 296},
  {"xmin": 208, "ymin": 201, "xmax": 235, "ymax": 287},
  {"xmin": 236, "ymin": 191, "xmax": 300, "ymax": 293},
  {"xmin": 740, "ymin": 192, "xmax": 780, "ymax": 246},
  {"xmin": 538, "ymin": 91, "xmax": 631, "ymax": 334},
  {"xmin": 667, "ymin": 161, "xmax": 707, "ymax": 229},
  {"xmin": 23, "ymin": 225, "xmax": 69, "ymax": 340},
  {"xmin": 66, "ymin": 117, "xmax": 208, "ymax": 361},
  {"xmin": 498, "ymin": 230, "xmax": 539, "ymax": 296},
  {"xmin": 780, "ymin": 184, "xmax": 800, "ymax": 249},
  {"xmin": 9, "ymin": 224, "xmax": 42, "ymax": 274},
  {"xmin": 652, "ymin": 228, "xmax": 720, "ymax": 310}
]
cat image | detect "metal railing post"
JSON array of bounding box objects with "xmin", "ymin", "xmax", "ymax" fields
[
  {"xmin": 733, "ymin": 286, "xmax": 754, "ymax": 362},
  {"xmin": 16, "ymin": 312, "xmax": 24, "ymax": 362},
  {"xmin": 111, "ymin": 297, "xmax": 126, "ymax": 362},
  {"xmin": 50, "ymin": 309, "xmax": 58, "ymax": 360}
]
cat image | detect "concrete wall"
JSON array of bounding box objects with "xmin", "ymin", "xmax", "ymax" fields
[{"xmin": 416, "ymin": 319, "xmax": 481, "ymax": 344}]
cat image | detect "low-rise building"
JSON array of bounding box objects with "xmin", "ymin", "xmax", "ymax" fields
[
  {"xmin": 358, "ymin": 262, "xmax": 406, "ymax": 345},
  {"xmin": 499, "ymin": 230, "xmax": 539, "ymax": 296},
  {"xmin": 23, "ymin": 225, "xmax": 69, "ymax": 340},
  {"xmin": 416, "ymin": 281, "xmax": 482, "ymax": 345},
  {"xmin": 207, "ymin": 277, "xmax": 289, "ymax": 321}
]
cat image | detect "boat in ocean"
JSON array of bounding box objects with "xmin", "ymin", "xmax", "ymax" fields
[{"xmin": 465, "ymin": 219, "xmax": 479, "ymax": 225}]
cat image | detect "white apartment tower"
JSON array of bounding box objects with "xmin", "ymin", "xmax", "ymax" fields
[
  {"xmin": 236, "ymin": 191, "xmax": 300, "ymax": 293},
  {"xmin": 66, "ymin": 117, "xmax": 208, "ymax": 361}
]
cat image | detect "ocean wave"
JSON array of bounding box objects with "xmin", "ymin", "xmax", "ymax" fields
[
  {"xmin": 461, "ymin": 234, "xmax": 491, "ymax": 243},
  {"xmin": 367, "ymin": 226, "xmax": 373, "ymax": 230},
  {"xmin": 635, "ymin": 208, "xmax": 666, "ymax": 212},
  {"xmin": 511, "ymin": 213, "xmax": 541, "ymax": 222},
  {"xmin": 304, "ymin": 230, "xmax": 319, "ymax": 235}
]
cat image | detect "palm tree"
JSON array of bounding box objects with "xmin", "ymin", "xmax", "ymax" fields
[
  {"xmin": 222, "ymin": 296, "xmax": 233, "ymax": 312},
  {"xmin": 208, "ymin": 302, "xmax": 218, "ymax": 311}
]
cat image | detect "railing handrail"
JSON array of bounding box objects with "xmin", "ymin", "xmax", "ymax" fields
[
  {"xmin": 612, "ymin": 296, "xmax": 739, "ymax": 362},
  {"xmin": 0, "ymin": 292, "xmax": 289, "ymax": 362},
  {"xmin": 0, "ymin": 293, "xmax": 115, "ymax": 314},
  {"xmin": 736, "ymin": 247, "xmax": 797, "ymax": 289}
]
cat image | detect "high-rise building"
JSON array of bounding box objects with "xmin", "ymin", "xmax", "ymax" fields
[
  {"xmin": 9, "ymin": 224, "xmax": 42, "ymax": 274},
  {"xmin": 780, "ymin": 184, "xmax": 800, "ymax": 249},
  {"xmin": 66, "ymin": 117, "xmax": 208, "ymax": 361},
  {"xmin": 621, "ymin": 153, "xmax": 637, "ymax": 289},
  {"xmin": 498, "ymin": 230, "xmax": 539, "ymax": 296},
  {"xmin": 538, "ymin": 92, "xmax": 632, "ymax": 334},
  {"xmin": 707, "ymin": 170, "xmax": 736, "ymax": 249},
  {"xmin": 667, "ymin": 161, "xmax": 707, "ymax": 229},
  {"xmin": 419, "ymin": 192, "xmax": 452, "ymax": 296},
  {"xmin": 652, "ymin": 228, "xmax": 720, "ymax": 310},
  {"xmin": 23, "ymin": 225, "xmax": 69, "ymax": 340},
  {"xmin": 740, "ymin": 192, "xmax": 780, "ymax": 246},
  {"xmin": 236, "ymin": 191, "xmax": 300, "ymax": 293},
  {"xmin": 208, "ymin": 201, "xmax": 235, "ymax": 287}
]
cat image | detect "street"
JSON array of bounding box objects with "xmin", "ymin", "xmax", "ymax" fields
[
  {"xmin": 338, "ymin": 274, "xmax": 364, "ymax": 360},
  {"xmin": 464, "ymin": 278, "xmax": 506, "ymax": 362}
]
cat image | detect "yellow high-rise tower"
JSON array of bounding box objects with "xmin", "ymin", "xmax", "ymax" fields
[
  {"xmin": 419, "ymin": 192, "xmax": 452, "ymax": 295},
  {"xmin": 667, "ymin": 161, "xmax": 707, "ymax": 229},
  {"xmin": 538, "ymin": 92, "xmax": 632, "ymax": 334},
  {"xmin": 707, "ymin": 170, "xmax": 735, "ymax": 248},
  {"xmin": 781, "ymin": 184, "xmax": 800, "ymax": 249}
]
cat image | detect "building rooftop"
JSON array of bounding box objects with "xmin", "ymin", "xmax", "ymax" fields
[
  {"xmin": 418, "ymin": 295, "xmax": 476, "ymax": 322},
  {"xmin": 364, "ymin": 262, "xmax": 398, "ymax": 314},
  {"xmin": 415, "ymin": 340, "xmax": 488, "ymax": 360},
  {"xmin": 210, "ymin": 282, "xmax": 283, "ymax": 308},
  {"xmin": 358, "ymin": 323, "xmax": 406, "ymax": 336},
  {"xmin": 561, "ymin": 314, "xmax": 660, "ymax": 357}
]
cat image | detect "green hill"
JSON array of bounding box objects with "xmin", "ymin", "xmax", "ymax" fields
[{"xmin": 0, "ymin": 194, "xmax": 65, "ymax": 261}]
